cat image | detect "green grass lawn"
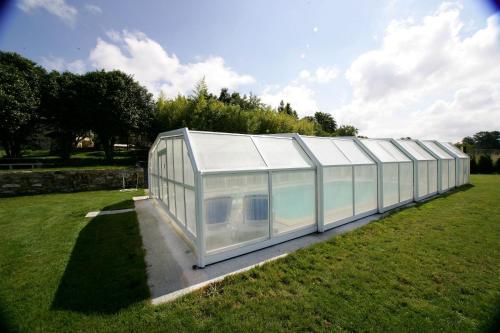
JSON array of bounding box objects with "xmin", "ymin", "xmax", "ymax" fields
[
  {"xmin": 0, "ymin": 175, "xmax": 499, "ymax": 332},
  {"xmin": 0, "ymin": 165, "xmax": 131, "ymax": 173},
  {"xmin": 0, "ymin": 149, "xmax": 145, "ymax": 171}
]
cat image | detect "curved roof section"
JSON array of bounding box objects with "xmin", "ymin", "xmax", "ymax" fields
[
  {"xmin": 359, "ymin": 139, "xmax": 411, "ymax": 163},
  {"xmin": 299, "ymin": 136, "xmax": 374, "ymax": 166},
  {"xmin": 395, "ymin": 139, "xmax": 435, "ymax": 161},
  {"xmin": 188, "ymin": 131, "xmax": 313, "ymax": 172},
  {"xmin": 420, "ymin": 140, "xmax": 454, "ymax": 160},
  {"xmin": 439, "ymin": 142, "xmax": 469, "ymax": 159}
]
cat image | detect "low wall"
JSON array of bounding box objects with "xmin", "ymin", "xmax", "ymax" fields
[{"xmin": 0, "ymin": 168, "xmax": 144, "ymax": 197}]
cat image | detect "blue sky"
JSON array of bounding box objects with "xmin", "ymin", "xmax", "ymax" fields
[{"xmin": 1, "ymin": 0, "xmax": 499, "ymax": 141}]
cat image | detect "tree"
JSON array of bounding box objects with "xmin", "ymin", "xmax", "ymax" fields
[
  {"xmin": 336, "ymin": 125, "xmax": 359, "ymax": 137},
  {"xmin": 0, "ymin": 52, "xmax": 45, "ymax": 157},
  {"xmin": 277, "ymin": 100, "xmax": 298, "ymax": 119},
  {"xmin": 81, "ymin": 70, "xmax": 155, "ymax": 160},
  {"xmin": 495, "ymin": 158, "xmax": 500, "ymax": 174},
  {"xmin": 314, "ymin": 111, "xmax": 337, "ymax": 134},
  {"xmin": 470, "ymin": 157, "xmax": 477, "ymax": 174},
  {"xmin": 41, "ymin": 71, "xmax": 88, "ymax": 159},
  {"xmin": 477, "ymin": 155, "xmax": 494, "ymax": 174},
  {"xmin": 473, "ymin": 131, "xmax": 500, "ymax": 149}
]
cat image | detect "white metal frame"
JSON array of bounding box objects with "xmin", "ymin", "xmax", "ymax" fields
[
  {"xmin": 294, "ymin": 134, "xmax": 378, "ymax": 231},
  {"xmin": 391, "ymin": 139, "xmax": 438, "ymax": 201},
  {"xmin": 355, "ymin": 138, "xmax": 414, "ymax": 213},
  {"xmin": 434, "ymin": 141, "xmax": 470, "ymax": 186},
  {"xmin": 416, "ymin": 140, "xmax": 454, "ymax": 194}
]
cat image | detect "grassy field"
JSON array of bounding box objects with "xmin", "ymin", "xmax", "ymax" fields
[
  {"xmin": 0, "ymin": 175, "xmax": 499, "ymax": 332},
  {"xmin": 0, "ymin": 149, "xmax": 145, "ymax": 171}
]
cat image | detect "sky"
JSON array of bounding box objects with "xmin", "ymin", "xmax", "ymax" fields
[{"xmin": 0, "ymin": 0, "xmax": 499, "ymax": 142}]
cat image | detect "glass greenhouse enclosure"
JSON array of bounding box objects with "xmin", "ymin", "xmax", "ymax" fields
[
  {"xmin": 417, "ymin": 140, "xmax": 456, "ymax": 193},
  {"xmin": 436, "ymin": 142, "xmax": 470, "ymax": 186},
  {"xmin": 148, "ymin": 129, "xmax": 470, "ymax": 267},
  {"xmin": 294, "ymin": 135, "xmax": 378, "ymax": 230},
  {"xmin": 392, "ymin": 139, "xmax": 438, "ymax": 200},
  {"xmin": 148, "ymin": 128, "xmax": 317, "ymax": 267},
  {"xmin": 357, "ymin": 138, "xmax": 413, "ymax": 212}
]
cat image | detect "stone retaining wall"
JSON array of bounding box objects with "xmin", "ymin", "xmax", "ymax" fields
[{"xmin": 0, "ymin": 168, "xmax": 144, "ymax": 197}]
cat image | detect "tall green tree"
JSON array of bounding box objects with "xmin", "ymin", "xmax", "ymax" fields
[
  {"xmin": 81, "ymin": 70, "xmax": 155, "ymax": 160},
  {"xmin": 41, "ymin": 71, "xmax": 88, "ymax": 159},
  {"xmin": 0, "ymin": 52, "xmax": 45, "ymax": 157},
  {"xmin": 473, "ymin": 131, "xmax": 500, "ymax": 149},
  {"xmin": 477, "ymin": 155, "xmax": 494, "ymax": 174},
  {"xmin": 336, "ymin": 125, "xmax": 359, "ymax": 136},
  {"xmin": 314, "ymin": 111, "xmax": 337, "ymax": 134}
]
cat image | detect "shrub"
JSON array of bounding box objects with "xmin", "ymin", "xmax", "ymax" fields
[
  {"xmin": 477, "ymin": 155, "xmax": 494, "ymax": 174},
  {"xmin": 495, "ymin": 158, "xmax": 500, "ymax": 174},
  {"xmin": 470, "ymin": 157, "xmax": 477, "ymax": 174}
]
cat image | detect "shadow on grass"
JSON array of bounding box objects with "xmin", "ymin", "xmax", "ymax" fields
[
  {"xmin": 51, "ymin": 201, "xmax": 149, "ymax": 314},
  {"xmin": 485, "ymin": 298, "xmax": 500, "ymax": 332},
  {"xmin": 0, "ymin": 300, "xmax": 15, "ymax": 333}
]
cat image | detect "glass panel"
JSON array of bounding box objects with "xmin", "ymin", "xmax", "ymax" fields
[
  {"xmin": 441, "ymin": 142, "xmax": 468, "ymax": 158},
  {"xmin": 203, "ymin": 173, "xmax": 269, "ymax": 253},
  {"xmin": 173, "ymin": 138, "xmax": 183, "ymax": 183},
  {"xmin": 361, "ymin": 140, "xmax": 395, "ymax": 162},
  {"xmin": 441, "ymin": 160, "xmax": 449, "ymax": 190},
  {"xmin": 301, "ymin": 137, "xmax": 350, "ymax": 165},
  {"xmin": 324, "ymin": 166, "xmax": 353, "ymax": 224},
  {"xmin": 428, "ymin": 160, "xmax": 438, "ymax": 193},
  {"xmin": 449, "ymin": 161, "xmax": 456, "ymax": 187},
  {"xmin": 382, "ymin": 163, "xmax": 399, "ymax": 207},
  {"xmin": 333, "ymin": 140, "xmax": 373, "ymax": 164},
  {"xmin": 161, "ymin": 159, "xmax": 168, "ymax": 206},
  {"xmin": 421, "ymin": 141, "xmax": 453, "ymax": 159},
  {"xmin": 190, "ymin": 133, "xmax": 266, "ymax": 171},
  {"xmin": 272, "ymin": 170, "xmax": 315, "ymax": 235},
  {"xmin": 399, "ymin": 162, "xmax": 413, "ymax": 201},
  {"xmin": 378, "ymin": 141, "xmax": 410, "ymax": 162},
  {"xmin": 167, "ymin": 139, "xmax": 174, "ymax": 180},
  {"xmin": 183, "ymin": 140, "xmax": 195, "ymax": 186},
  {"xmin": 175, "ymin": 185, "xmax": 185, "ymax": 224},
  {"xmin": 253, "ymin": 136, "xmax": 313, "ymax": 169},
  {"xmin": 397, "ymin": 140, "xmax": 433, "ymax": 160},
  {"xmin": 418, "ymin": 161, "xmax": 428, "ymax": 197},
  {"xmin": 168, "ymin": 181, "xmax": 176, "ymax": 215},
  {"xmin": 458, "ymin": 159, "xmax": 464, "ymax": 185},
  {"xmin": 354, "ymin": 165, "xmax": 377, "ymax": 214},
  {"xmin": 185, "ymin": 189, "xmax": 196, "ymax": 236},
  {"xmin": 464, "ymin": 159, "xmax": 469, "ymax": 183}
]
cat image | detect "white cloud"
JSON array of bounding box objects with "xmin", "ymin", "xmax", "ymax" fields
[
  {"xmin": 260, "ymin": 84, "xmax": 319, "ymax": 116},
  {"xmin": 40, "ymin": 56, "xmax": 86, "ymax": 73},
  {"xmin": 18, "ymin": 0, "xmax": 77, "ymax": 26},
  {"xmin": 88, "ymin": 30, "xmax": 255, "ymax": 97},
  {"xmin": 84, "ymin": 4, "xmax": 102, "ymax": 15},
  {"xmin": 298, "ymin": 66, "xmax": 339, "ymax": 84},
  {"xmin": 313, "ymin": 26, "xmax": 319, "ymax": 32},
  {"xmin": 335, "ymin": 4, "xmax": 500, "ymax": 142}
]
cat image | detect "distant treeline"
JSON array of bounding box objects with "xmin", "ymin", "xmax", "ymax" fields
[
  {"xmin": 460, "ymin": 131, "xmax": 500, "ymax": 174},
  {"xmin": 1, "ymin": 51, "xmax": 357, "ymax": 161},
  {"xmin": 153, "ymin": 79, "xmax": 358, "ymax": 138}
]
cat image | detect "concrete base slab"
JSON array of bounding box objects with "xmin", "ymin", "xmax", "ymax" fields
[
  {"xmin": 133, "ymin": 195, "xmax": 149, "ymax": 201},
  {"xmin": 135, "ymin": 199, "xmax": 386, "ymax": 304},
  {"xmin": 85, "ymin": 208, "xmax": 134, "ymax": 218}
]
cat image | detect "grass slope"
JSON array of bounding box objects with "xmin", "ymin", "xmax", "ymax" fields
[{"xmin": 0, "ymin": 175, "xmax": 499, "ymax": 332}]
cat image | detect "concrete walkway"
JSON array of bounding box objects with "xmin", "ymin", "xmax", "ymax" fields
[{"xmin": 135, "ymin": 199, "xmax": 397, "ymax": 304}]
